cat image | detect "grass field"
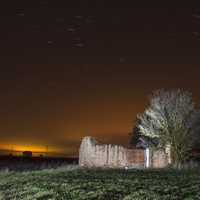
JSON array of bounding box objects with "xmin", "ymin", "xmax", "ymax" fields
[{"xmin": 0, "ymin": 167, "xmax": 200, "ymax": 200}]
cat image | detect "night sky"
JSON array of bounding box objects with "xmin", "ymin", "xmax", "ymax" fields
[{"xmin": 0, "ymin": 1, "xmax": 200, "ymax": 156}]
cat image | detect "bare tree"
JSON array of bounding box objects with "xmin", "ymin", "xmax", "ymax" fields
[{"xmin": 136, "ymin": 89, "xmax": 200, "ymax": 168}]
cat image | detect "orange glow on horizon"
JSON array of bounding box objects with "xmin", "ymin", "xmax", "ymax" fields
[{"xmin": 0, "ymin": 144, "xmax": 61, "ymax": 153}]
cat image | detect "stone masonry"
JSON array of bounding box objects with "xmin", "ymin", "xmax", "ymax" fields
[{"xmin": 79, "ymin": 136, "xmax": 145, "ymax": 168}]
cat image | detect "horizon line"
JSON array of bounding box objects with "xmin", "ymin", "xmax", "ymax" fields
[{"xmin": 0, "ymin": 149, "xmax": 77, "ymax": 157}]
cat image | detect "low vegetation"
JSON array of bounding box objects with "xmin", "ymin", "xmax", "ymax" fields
[
  {"xmin": 0, "ymin": 156, "xmax": 78, "ymax": 171},
  {"xmin": 0, "ymin": 167, "xmax": 200, "ymax": 200}
]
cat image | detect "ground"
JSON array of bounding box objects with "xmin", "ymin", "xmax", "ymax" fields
[{"xmin": 0, "ymin": 167, "xmax": 200, "ymax": 200}]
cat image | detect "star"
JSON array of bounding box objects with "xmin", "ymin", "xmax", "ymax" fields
[
  {"xmin": 67, "ymin": 28, "xmax": 76, "ymax": 32},
  {"xmin": 47, "ymin": 40, "xmax": 53, "ymax": 45},
  {"xmin": 192, "ymin": 14, "xmax": 200, "ymax": 19},
  {"xmin": 74, "ymin": 16, "xmax": 83, "ymax": 19},
  {"xmin": 17, "ymin": 13, "xmax": 25, "ymax": 17},
  {"xmin": 193, "ymin": 32, "xmax": 199, "ymax": 36},
  {"xmin": 120, "ymin": 57, "xmax": 125, "ymax": 63},
  {"xmin": 74, "ymin": 43, "xmax": 85, "ymax": 47}
]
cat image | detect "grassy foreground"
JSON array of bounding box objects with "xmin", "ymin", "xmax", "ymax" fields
[{"xmin": 0, "ymin": 167, "xmax": 200, "ymax": 200}]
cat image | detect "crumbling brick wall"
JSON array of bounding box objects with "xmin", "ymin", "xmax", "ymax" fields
[
  {"xmin": 79, "ymin": 136, "xmax": 145, "ymax": 168},
  {"xmin": 150, "ymin": 149, "xmax": 169, "ymax": 168}
]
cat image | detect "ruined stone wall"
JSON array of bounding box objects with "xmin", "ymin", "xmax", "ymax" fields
[
  {"xmin": 79, "ymin": 136, "xmax": 145, "ymax": 168},
  {"xmin": 150, "ymin": 149, "xmax": 169, "ymax": 168}
]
